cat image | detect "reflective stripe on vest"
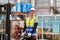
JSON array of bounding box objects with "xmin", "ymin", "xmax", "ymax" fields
[{"xmin": 26, "ymin": 16, "xmax": 36, "ymax": 26}]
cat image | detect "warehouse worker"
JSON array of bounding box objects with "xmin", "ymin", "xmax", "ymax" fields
[{"xmin": 22, "ymin": 8, "xmax": 38, "ymax": 40}]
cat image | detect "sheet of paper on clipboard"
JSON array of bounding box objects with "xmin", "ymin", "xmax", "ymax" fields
[{"xmin": 20, "ymin": 21, "xmax": 24, "ymax": 28}]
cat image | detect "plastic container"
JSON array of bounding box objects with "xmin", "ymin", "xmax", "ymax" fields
[
  {"xmin": 20, "ymin": 2, "xmax": 27, "ymax": 12},
  {"xmin": 16, "ymin": 5, "xmax": 21, "ymax": 12},
  {"xmin": 14, "ymin": 2, "xmax": 21, "ymax": 12},
  {"xmin": 26, "ymin": 3, "xmax": 32, "ymax": 13},
  {"xmin": 14, "ymin": 2, "xmax": 20, "ymax": 6},
  {"xmin": 13, "ymin": 2, "xmax": 32, "ymax": 12},
  {"xmin": 11, "ymin": 6, "xmax": 16, "ymax": 12}
]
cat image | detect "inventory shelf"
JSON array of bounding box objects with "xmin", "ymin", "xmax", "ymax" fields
[
  {"xmin": 13, "ymin": 12, "xmax": 28, "ymax": 14},
  {"xmin": 35, "ymin": 6, "xmax": 60, "ymax": 9},
  {"xmin": 0, "ymin": 12, "xmax": 28, "ymax": 15},
  {"xmin": 0, "ymin": 3, "xmax": 14, "ymax": 7},
  {"xmin": 0, "ymin": 30, "xmax": 5, "ymax": 33},
  {"xmin": 43, "ymin": 32, "xmax": 60, "ymax": 34},
  {"xmin": 10, "ymin": 4, "xmax": 14, "ymax": 7},
  {"xmin": 38, "ymin": 32, "xmax": 60, "ymax": 35}
]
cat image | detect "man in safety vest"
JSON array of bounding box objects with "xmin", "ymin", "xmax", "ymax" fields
[{"xmin": 22, "ymin": 8, "xmax": 38, "ymax": 40}]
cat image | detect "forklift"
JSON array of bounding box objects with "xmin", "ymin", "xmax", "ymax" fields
[{"xmin": 0, "ymin": 3, "xmax": 13, "ymax": 40}]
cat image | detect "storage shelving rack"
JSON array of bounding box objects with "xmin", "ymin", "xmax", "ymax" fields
[
  {"xmin": 35, "ymin": 0, "xmax": 60, "ymax": 40},
  {"xmin": 0, "ymin": 3, "xmax": 14, "ymax": 40}
]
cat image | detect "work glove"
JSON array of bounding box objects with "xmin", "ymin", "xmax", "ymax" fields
[
  {"xmin": 21, "ymin": 32, "xmax": 25, "ymax": 36},
  {"xmin": 28, "ymin": 33, "xmax": 32, "ymax": 37}
]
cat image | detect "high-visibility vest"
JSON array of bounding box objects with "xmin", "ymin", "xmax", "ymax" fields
[{"xmin": 26, "ymin": 16, "xmax": 36, "ymax": 26}]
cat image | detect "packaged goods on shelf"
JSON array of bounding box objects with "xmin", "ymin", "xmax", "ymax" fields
[
  {"xmin": 16, "ymin": 5, "xmax": 21, "ymax": 12},
  {"xmin": 10, "ymin": 14, "xmax": 17, "ymax": 20},
  {"xmin": 26, "ymin": 3, "xmax": 32, "ymax": 12},
  {"xmin": 14, "ymin": 2, "xmax": 20, "ymax": 6},
  {"xmin": 21, "ymin": 2, "xmax": 27, "ymax": 12},
  {"xmin": 43, "ymin": 28, "xmax": 52, "ymax": 32},
  {"xmin": 1, "ymin": 15, "xmax": 6, "ymax": 20},
  {"xmin": 38, "ymin": 28, "xmax": 42, "ymax": 34},
  {"xmin": 11, "ymin": 2, "xmax": 32, "ymax": 13},
  {"xmin": 11, "ymin": 6, "xmax": 16, "ymax": 12},
  {"xmin": 20, "ymin": 2, "xmax": 32, "ymax": 12},
  {"xmin": 15, "ymin": 2, "xmax": 21, "ymax": 12}
]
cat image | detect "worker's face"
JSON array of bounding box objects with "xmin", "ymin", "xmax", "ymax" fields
[{"xmin": 30, "ymin": 10, "xmax": 35, "ymax": 16}]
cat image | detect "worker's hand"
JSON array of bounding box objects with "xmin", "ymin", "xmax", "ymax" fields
[
  {"xmin": 21, "ymin": 32, "xmax": 25, "ymax": 36},
  {"xmin": 28, "ymin": 33, "xmax": 32, "ymax": 37}
]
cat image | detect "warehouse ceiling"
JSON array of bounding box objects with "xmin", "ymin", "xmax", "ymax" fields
[
  {"xmin": 0, "ymin": 0, "xmax": 15, "ymax": 5},
  {"xmin": 0, "ymin": 0, "xmax": 30, "ymax": 5}
]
